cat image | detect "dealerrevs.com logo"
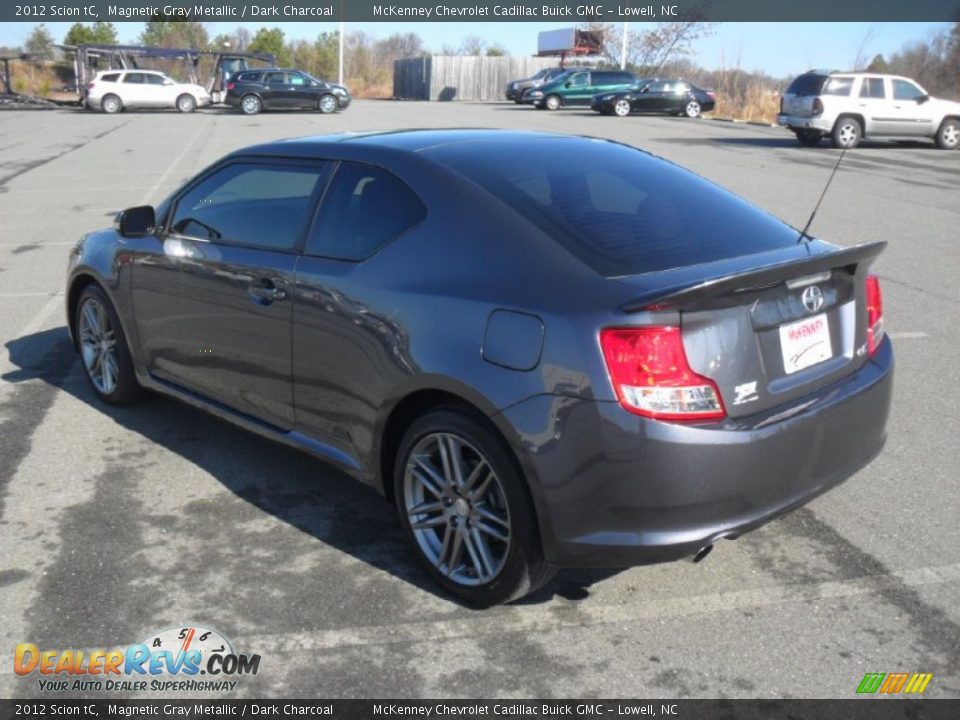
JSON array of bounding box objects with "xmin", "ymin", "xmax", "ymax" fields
[{"xmin": 14, "ymin": 625, "xmax": 260, "ymax": 693}]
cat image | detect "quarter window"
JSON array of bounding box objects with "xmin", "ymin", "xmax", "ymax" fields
[
  {"xmin": 822, "ymin": 77, "xmax": 854, "ymax": 96},
  {"xmin": 101, "ymin": 73, "xmax": 120, "ymax": 83},
  {"xmin": 305, "ymin": 162, "xmax": 426, "ymax": 261},
  {"xmin": 859, "ymin": 78, "xmax": 885, "ymax": 99},
  {"xmin": 892, "ymin": 79, "xmax": 924, "ymax": 100},
  {"xmin": 170, "ymin": 163, "xmax": 330, "ymax": 251}
]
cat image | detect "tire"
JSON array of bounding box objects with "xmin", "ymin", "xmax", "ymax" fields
[
  {"xmin": 176, "ymin": 93, "xmax": 197, "ymax": 113},
  {"xmin": 394, "ymin": 408, "xmax": 556, "ymax": 607},
  {"xmin": 318, "ymin": 94, "xmax": 338, "ymax": 114},
  {"xmin": 544, "ymin": 95, "xmax": 561, "ymax": 111},
  {"xmin": 684, "ymin": 100, "xmax": 702, "ymax": 118},
  {"xmin": 796, "ymin": 130, "xmax": 823, "ymax": 147},
  {"xmin": 240, "ymin": 94, "xmax": 262, "ymax": 115},
  {"xmin": 514, "ymin": 98, "xmax": 523, "ymax": 104},
  {"xmin": 101, "ymin": 94, "xmax": 122, "ymax": 114},
  {"xmin": 935, "ymin": 118, "xmax": 959, "ymax": 150},
  {"xmin": 75, "ymin": 285, "xmax": 144, "ymax": 406},
  {"xmin": 831, "ymin": 116, "xmax": 862, "ymax": 149},
  {"xmin": 613, "ymin": 99, "xmax": 631, "ymax": 117}
]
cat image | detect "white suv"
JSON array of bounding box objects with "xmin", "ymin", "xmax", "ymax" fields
[
  {"xmin": 778, "ymin": 71, "xmax": 960, "ymax": 150},
  {"xmin": 86, "ymin": 70, "xmax": 211, "ymax": 114}
]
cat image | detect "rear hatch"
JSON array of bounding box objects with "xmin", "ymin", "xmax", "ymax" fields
[
  {"xmin": 616, "ymin": 242, "xmax": 885, "ymax": 418},
  {"xmin": 781, "ymin": 73, "xmax": 828, "ymax": 117}
]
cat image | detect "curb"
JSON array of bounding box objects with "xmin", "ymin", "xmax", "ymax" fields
[{"xmin": 706, "ymin": 116, "xmax": 778, "ymax": 128}]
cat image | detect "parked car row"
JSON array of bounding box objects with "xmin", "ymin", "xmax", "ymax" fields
[
  {"xmin": 506, "ymin": 68, "xmax": 716, "ymax": 118},
  {"xmin": 85, "ymin": 66, "xmax": 351, "ymax": 116}
]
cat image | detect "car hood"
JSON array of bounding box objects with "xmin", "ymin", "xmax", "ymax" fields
[{"xmin": 930, "ymin": 95, "xmax": 960, "ymax": 113}]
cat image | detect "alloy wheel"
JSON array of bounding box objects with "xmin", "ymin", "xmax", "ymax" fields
[
  {"xmin": 78, "ymin": 297, "xmax": 119, "ymax": 395},
  {"xmin": 545, "ymin": 95, "xmax": 561, "ymax": 111},
  {"xmin": 403, "ymin": 432, "xmax": 511, "ymax": 586},
  {"xmin": 319, "ymin": 95, "xmax": 337, "ymax": 114},
  {"xmin": 837, "ymin": 123, "xmax": 859, "ymax": 147},
  {"xmin": 102, "ymin": 96, "xmax": 121, "ymax": 114},
  {"xmin": 685, "ymin": 101, "xmax": 701, "ymax": 118},
  {"xmin": 241, "ymin": 95, "xmax": 261, "ymax": 115},
  {"xmin": 941, "ymin": 123, "xmax": 959, "ymax": 149},
  {"xmin": 614, "ymin": 99, "xmax": 631, "ymax": 117}
]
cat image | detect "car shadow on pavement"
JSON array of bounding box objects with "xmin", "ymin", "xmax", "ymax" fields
[{"xmin": 4, "ymin": 326, "xmax": 622, "ymax": 608}]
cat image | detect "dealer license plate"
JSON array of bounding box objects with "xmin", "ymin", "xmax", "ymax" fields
[{"xmin": 779, "ymin": 313, "xmax": 832, "ymax": 375}]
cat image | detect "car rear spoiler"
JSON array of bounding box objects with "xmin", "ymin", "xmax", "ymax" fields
[{"xmin": 621, "ymin": 241, "xmax": 887, "ymax": 313}]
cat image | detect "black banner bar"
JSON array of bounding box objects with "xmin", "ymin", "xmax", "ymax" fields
[
  {"xmin": 3, "ymin": 700, "xmax": 960, "ymax": 720},
  {"xmin": 3, "ymin": 0, "xmax": 959, "ymax": 24}
]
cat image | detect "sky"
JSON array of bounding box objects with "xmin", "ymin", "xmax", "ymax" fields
[{"xmin": 0, "ymin": 21, "xmax": 950, "ymax": 77}]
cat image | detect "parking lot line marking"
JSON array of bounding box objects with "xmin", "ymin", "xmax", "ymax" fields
[
  {"xmin": 888, "ymin": 331, "xmax": 929, "ymax": 339},
  {"xmin": 137, "ymin": 115, "xmax": 211, "ymax": 206},
  {"xmin": 239, "ymin": 561, "xmax": 960, "ymax": 656},
  {"xmin": 0, "ymin": 294, "xmax": 63, "ymax": 377},
  {"xmin": 0, "ymin": 292, "xmax": 63, "ymax": 298}
]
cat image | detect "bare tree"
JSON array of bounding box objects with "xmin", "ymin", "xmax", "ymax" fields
[{"xmin": 581, "ymin": 10, "xmax": 717, "ymax": 72}]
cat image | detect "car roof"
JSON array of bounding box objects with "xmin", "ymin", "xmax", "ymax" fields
[{"xmin": 234, "ymin": 129, "xmax": 602, "ymax": 157}]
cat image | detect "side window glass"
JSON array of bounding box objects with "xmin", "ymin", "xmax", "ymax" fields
[
  {"xmin": 170, "ymin": 163, "xmax": 329, "ymax": 251},
  {"xmin": 265, "ymin": 72, "xmax": 286, "ymax": 84},
  {"xmin": 893, "ymin": 79, "xmax": 924, "ymax": 100},
  {"xmin": 123, "ymin": 73, "xmax": 144, "ymax": 84},
  {"xmin": 859, "ymin": 78, "xmax": 885, "ymax": 98},
  {"xmin": 289, "ymin": 74, "xmax": 308, "ymax": 86},
  {"xmin": 569, "ymin": 73, "xmax": 589, "ymax": 87},
  {"xmin": 305, "ymin": 162, "xmax": 426, "ymax": 261},
  {"xmin": 822, "ymin": 77, "xmax": 854, "ymax": 96}
]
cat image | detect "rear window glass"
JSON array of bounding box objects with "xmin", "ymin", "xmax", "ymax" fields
[
  {"xmin": 786, "ymin": 74, "xmax": 827, "ymax": 96},
  {"xmin": 430, "ymin": 138, "xmax": 799, "ymax": 277},
  {"xmin": 822, "ymin": 77, "xmax": 854, "ymax": 96}
]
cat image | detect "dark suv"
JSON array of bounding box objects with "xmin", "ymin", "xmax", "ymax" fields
[
  {"xmin": 225, "ymin": 68, "xmax": 351, "ymax": 115},
  {"xmin": 505, "ymin": 67, "xmax": 565, "ymax": 103}
]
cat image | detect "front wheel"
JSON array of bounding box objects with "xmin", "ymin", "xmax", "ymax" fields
[
  {"xmin": 176, "ymin": 93, "xmax": 197, "ymax": 113},
  {"xmin": 684, "ymin": 100, "xmax": 702, "ymax": 118},
  {"xmin": 395, "ymin": 408, "xmax": 555, "ymax": 607},
  {"xmin": 831, "ymin": 116, "xmax": 862, "ymax": 149},
  {"xmin": 318, "ymin": 94, "xmax": 338, "ymax": 114},
  {"xmin": 75, "ymin": 285, "xmax": 144, "ymax": 405},
  {"xmin": 240, "ymin": 94, "xmax": 262, "ymax": 115},
  {"xmin": 544, "ymin": 95, "xmax": 561, "ymax": 111},
  {"xmin": 935, "ymin": 118, "xmax": 959, "ymax": 150},
  {"xmin": 613, "ymin": 99, "xmax": 631, "ymax": 117}
]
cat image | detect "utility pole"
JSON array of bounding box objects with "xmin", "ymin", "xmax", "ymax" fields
[
  {"xmin": 338, "ymin": 20, "xmax": 345, "ymax": 86},
  {"xmin": 620, "ymin": 22, "xmax": 628, "ymax": 70}
]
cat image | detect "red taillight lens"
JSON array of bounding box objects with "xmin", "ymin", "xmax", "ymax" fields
[
  {"xmin": 599, "ymin": 327, "xmax": 726, "ymax": 421},
  {"xmin": 86, "ymin": 81, "xmax": 95, "ymax": 89},
  {"xmin": 226, "ymin": 82, "xmax": 236, "ymax": 91},
  {"xmin": 812, "ymin": 98, "xmax": 824, "ymax": 116},
  {"xmin": 866, "ymin": 274, "xmax": 884, "ymax": 356}
]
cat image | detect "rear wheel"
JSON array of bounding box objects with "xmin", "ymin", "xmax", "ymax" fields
[
  {"xmin": 75, "ymin": 285, "xmax": 144, "ymax": 405},
  {"xmin": 318, "ymin": 94, "xmax": 338, "ymax": 114},
  {"xmin": 395, "ymin": 408, "xmax": 555, "ymax": 607},
  {"xmin": 544, "ymin": 95, "xmax": 561, "ymax": 111},
  {"xmin": 684, "ymin": 100, "xmax": 702, "ymax": 118},
  {"xmin": 935, "ymin": 118, "xmax": 959, "ymax": 150},
  {"xmin": 176, "ymin": 93, "xmax": 197, "ymax": 113},
  {"xmin": 613, "ymin": 99, "xmax": 631, "ymax": 117},
  {"xmin": 795, "ymin": 130, "xmax": 823, "ymax": 147},
  {"xmin": 831, "ymin": 116, "xmax": 862, "ymax": 149},
  {"xmin": 240, "ymin": 94, "xmax": 262, "ymax": 115},
  {"xmin": 101, "ymin": 94, "xmax": 122, "ymax": 114}
]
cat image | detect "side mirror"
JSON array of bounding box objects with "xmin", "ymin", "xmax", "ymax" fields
[
  {"xmin": 115, "ymin": 205, "xmax": 155, "ymax": 238},
  {"xmin": 565, "ymin": 81, "xmax": 572, "ymax": 88},
  {"xmin": 917, "ymin": 94, "xmax": 930, "ymax": 104}
]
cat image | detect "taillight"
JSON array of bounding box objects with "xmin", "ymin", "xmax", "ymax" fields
[
  {"xmin": 866, "ymin": 274, "xmax": 884, "ymax": 356},
  {"xmin": 86, "ymin": 81, "xmax": 95, "ymax": 89},
  {"xmin": 599, "ymin": 327, "xmax": 726, "ymax": 421},
  {"xmin": 812, "ymin": 98, "xmax": 824, "ymax": 115},
  {"xmin": 226, "ymin": 82, "xmax": 236, "ymax": 91}
]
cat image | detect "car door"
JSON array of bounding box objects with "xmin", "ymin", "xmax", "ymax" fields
[
  {"xmin": 562, "ymin": 71, "xmax": 592, "ymax": 105},
  {"xmin": 261, "ymin": 71, "xmax": 290, "ymax": 109},
  {"xmin": 133, "ymin": 158, "xmax": 333, "ymax": 428},
  {"xmin": 856, "ymin": 77, "xmax": 888, "ymax": 134},
  {"xmin": 292, "ymin": 161, "xmax": 427, "ymax": 465},
  {"xmin": 285, "ymin": 71, "xmax": 318, "ymax": 109},
  {"xmin": 633, "ymin": 80, "xmax": 668, "ymax": 111},
  {"xmin": 142, "ymin": 73, "xmax": 173, "ymax": 107},
  {"xmin": 888, "ymin": 78, "xmax": 937, "ymax": 136},
  {"xmin": 119, "ymin": 72, "xmax": 148, "ymax": 108}
]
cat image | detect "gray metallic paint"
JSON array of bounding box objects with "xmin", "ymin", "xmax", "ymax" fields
[{"xmin": 66, "ymin": 130, "xmax": 894, "ymax": 568}]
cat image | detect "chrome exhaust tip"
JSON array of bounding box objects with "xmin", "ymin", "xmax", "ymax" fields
[{"xmin": 692, "ymin": 544, "xmax": 714, "ymax": 563}]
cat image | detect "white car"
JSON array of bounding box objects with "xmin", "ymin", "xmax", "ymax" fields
[
  {"xmin": 86, "ymin": 70, "xmax": 211, "ymax": 114},
  {"xmin": 777, "ymin": 71, "xmax": 960, "ymax": 149}
]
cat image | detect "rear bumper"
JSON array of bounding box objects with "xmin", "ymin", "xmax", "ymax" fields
[
  {"xmin": 777, "ymin": 114, "xmax": 833, "ymax": 132},
  {"xmin": 500, "ymin": 338, "xmax": 893, "ymax": 567}
]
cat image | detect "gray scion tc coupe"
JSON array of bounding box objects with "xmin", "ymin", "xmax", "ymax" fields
[{"xmin": 66, "ymin": 130, "xmax": 893, "ymax": 606}]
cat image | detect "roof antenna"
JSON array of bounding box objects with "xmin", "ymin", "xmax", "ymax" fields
[{"xmin": 797, "ymin": 145, "xmax": 848, "ymax": 243}]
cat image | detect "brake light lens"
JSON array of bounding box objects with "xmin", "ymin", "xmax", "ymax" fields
[
  {"xmin": 86, "ymin": 81, "xmax": 95, "ymax": 89},
  {"xmin": 226, "ymin": 82, "xmax": 236, "ymax": 91},
  {"xmin": 866, "ymin": 274, "xmax": 884, "ymax": 355},
  {"xmin": 599, "ymin": 327, "xmax": 726, "ymax": 421},
  {"xmin": 812, "ymin": 98, "xmax": 824, "ymax": 116}
]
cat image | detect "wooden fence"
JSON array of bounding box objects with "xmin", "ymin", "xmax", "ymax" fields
[{"xmin": 393, "ymin": 56, "xmax": 562, "ymax": 101}]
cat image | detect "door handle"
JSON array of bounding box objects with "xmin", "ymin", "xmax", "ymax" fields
[{"xmin": 247, "ymin": 281, "xmax": 288, "ymax": 305}]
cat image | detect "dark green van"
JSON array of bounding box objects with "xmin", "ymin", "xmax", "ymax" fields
[{"xmin": 523, "ymin": 69, "xmax": 636, "ymax": 110}]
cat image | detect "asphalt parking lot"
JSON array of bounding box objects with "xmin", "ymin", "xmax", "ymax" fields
[{"xmin": 1, "ymin": 100, "xmax": 958, "ymax": 699}]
